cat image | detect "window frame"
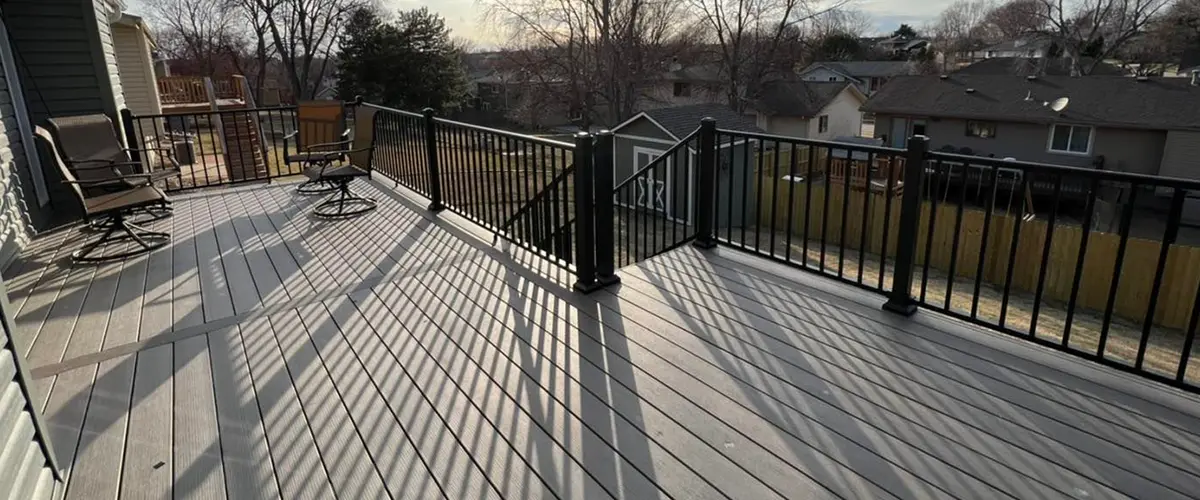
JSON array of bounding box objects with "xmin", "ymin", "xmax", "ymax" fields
[
  {"xmin": 672, "ymin": 82, "xmax": 692, "ymax": 97},
  {"xmin": 965, "ymin": 120, "xmax": 997, "ymax": 139},
  {"xmin": 818, "ymin": 115, "xmax": 829, "ymax": 133},
  {"xmin": 1046, "ymin": 123, "xmax": 1095, "ymax": 156}
]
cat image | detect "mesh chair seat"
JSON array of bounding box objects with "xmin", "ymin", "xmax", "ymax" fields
[{"xmin": 85, "ymin": 186, "xmax": 168, "ymax": 215}]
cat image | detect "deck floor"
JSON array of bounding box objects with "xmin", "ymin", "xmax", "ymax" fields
[{"xmin": 6, "ymin": 179, "xmax": 1200, "ymax": 500}]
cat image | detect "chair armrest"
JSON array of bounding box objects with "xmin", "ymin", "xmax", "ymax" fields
[
  {"xmin": 283, "ymin": 131, "xmax": 299, "ymax": 140},
  {"xmin": 321, "ymin": 146, "xmax": 373, "ymax": 161},
  {"xmin": 305, "ymin": 138, "xmax": 353, "ymax": 152}
]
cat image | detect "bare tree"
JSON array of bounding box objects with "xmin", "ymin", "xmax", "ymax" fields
[
  {"xmin": 252, "ymin": 0, "xmax": 364, "ymax": 100},
  {"xmin": 810, "ymin": 7, "xmax": 874, "ymax": 38},
  {"xmin": 147, "ymin": 0, "xmax": 242, "ymax": 76},
  {"xmin": 1034, "ymin": 0, "xmax": 1173, "ymax": 74},
  {"xmin": 986, "ymin": 0, "xmax": 1048, "ymax": 38},
  {"xmin": 690, "ymin": 0, "xmax": 843, "ymax": 111},
  {"xmin": 932, "ymin": 0, "xmax": 997, "ymax": 68}
]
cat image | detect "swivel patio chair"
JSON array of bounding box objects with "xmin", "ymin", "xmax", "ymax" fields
[
  {"xmin": 36, "ymin": 127, "xmax": 170, "ymax": 262},
  {"xmin": 305, "ymin": 106, "xmax": 377, "ymax": 218},
  {"xmin": 284, "ymin": 100, "xmax": 351, "ymax": 195}
]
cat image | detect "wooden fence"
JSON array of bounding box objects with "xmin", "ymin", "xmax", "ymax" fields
[{"xmin": 759, "ymin": 179, "xmax": 1200, "ymax": 330}]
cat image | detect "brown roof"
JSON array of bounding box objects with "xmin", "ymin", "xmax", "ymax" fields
[{"xmin": 862, "ymin": 74, "xmax": 1200, "ymax": 131}]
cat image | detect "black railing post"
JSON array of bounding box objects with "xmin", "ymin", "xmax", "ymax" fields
[
  {"xmin": 119, "ymin": 108, "xmax": 141, "ymax": 165},
  {"xmin": 693, "ymin": 117, "xmax": 718, "ymax": 249},
  {"xmin": 882, "ymin": 135, "xmax": 928, "ymax": 316},
  {"xmin": 423, "ymin": 107, "xmax": 445, "ymax": 212},
  {"xmin": 572, "ymin": 131, "xmax": 600, "ymax": 293},
  {"xmin": 593, "ymin": 130, "xmax": 620, "ymax": 286}
]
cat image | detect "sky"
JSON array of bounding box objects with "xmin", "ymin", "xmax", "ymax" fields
[{"xmin": 124, "ymin": 0, "xmax": 953, "ymax": 49}]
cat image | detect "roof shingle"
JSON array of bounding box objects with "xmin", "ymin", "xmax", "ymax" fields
[
  {"xmin": 862, "ymin": 74, "xmax": 1200, "ymax": 131},
  {"xmin": 637, "ymin": 103, "xmax": 762, "ymax": 138},
  {"xmin": 750, "ymin": 81, "xmax": 855, "ymax": 117}
]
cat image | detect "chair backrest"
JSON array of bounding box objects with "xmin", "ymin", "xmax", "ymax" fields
[
  {"xmin": 34, "ymin": 126, "xmax": 87, "ymax": 207},
  {"xmin": 296, "ymin": 100, "xmax": 346, "ymax": 152},
  {"xmin": 46, "ymin": 114, "xmax": 133, "ymax": 181},
  {"xmin": 349, "ymin": 106, "xmax": 376, "ymax": 170}
]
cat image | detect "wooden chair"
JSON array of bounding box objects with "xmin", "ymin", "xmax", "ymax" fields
[
  {"xmin": 47, "ymin": 113, "xmax": 180, "ymax": 217},
  {"xmin": 284, "ymin": 100, "xmax": 351, "ymax": 194},
  {"xmin": 35, "ymin": 126, "xmax": 170, "ymax": 262},
  {"xmin": 306, "ymin": 106, "xmax": 377, "ymax": 218}
]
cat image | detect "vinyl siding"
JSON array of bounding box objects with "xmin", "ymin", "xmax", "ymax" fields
[
  {"xmin": 0, "ymin": 57, "xmax": 35, "ymax": 268},
  {"xmin": 1, "ymin": 302, "xmax": 61, "ymax": 500},
  {"xmin": 1158, "ymin": 130, "xmax": 1200, "ymax": 179},
  {"xmin": 93, "ymin": 0, "xmax": 125, "ymax": 116},
  {"xmin": 807, "ymin": 89, "xmax": 864, "ymax": 140},
  {"xmin": 112, "ymin": 23, "xmax": 160, "ymax": 117}
]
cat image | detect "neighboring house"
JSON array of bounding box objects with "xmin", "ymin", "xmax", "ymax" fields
[
  {"xmin": 871, "ymin": 36, "xmax": 931, "ymax": 57},
  {"xmin": 797, "ymin": 61, "xmax": 918, "ymax": 95},
  {"xmin": 972, "ymin": 37, "xmax": 1054, "ymax": 60},
  {"xmin": 953, "ymin": 57, "xmax": 1126, "ymax": 76},
  {"xmin": 641, "ymin": 63, "xmax": 726, "ymax": 108},
  {"xmin": 111, "ymin": 14, "xmax": 162, "ymax": 117},
  {"xmin": 746, "ymin": 80, "xmax": 866, "ymax": 139},
  {"xmin": 0, "ymin": 0, "xmax": 131, "ymax": 494},
  {"xmin": 861, "ymin": 74, "xmax": 1200, "ymax": 180},
  {"xmin": 610, "ymin": 103, "xmax": 762, "ymax": 226}
]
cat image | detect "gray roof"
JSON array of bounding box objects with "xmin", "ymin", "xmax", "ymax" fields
[
  {"xmin": 751, "ymin": 81, "xmax": 856, "ymax": 117},
  {"xmin": 631, "ymin": 103, "xmax": 762, "ymax": 138},
  {"xmin": 954, "ymin": 57, "xmax": 1126, "ymax": 76},
  {"xmin": 862, "ymin": 74, "xmax": 1200, "ymax": 131},
  {"xmin": 1181, "ymin": 48, "xmax": 1200, "ymax": 73},
  {"xmin": 800, "ymin": 61, "xmax": 918, "ymax": 79},
  {"xmin": 981, "ymin": 37, "xmax": 1053, "ymax": 53}
]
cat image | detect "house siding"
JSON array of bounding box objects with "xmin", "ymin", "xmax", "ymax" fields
[
  {"xmin": 112, "ymin": 22, "xmax": 158, "ymax": 117},
  {"xmin": 800, "ymin": 68, "xmax": 849, "ymax": 83},
  {"xmin": 808, "ymin": 90, "xmax": 863, "ymax": 140},
  {"xmin": 873, "ymin": 114, "xmax": 1166, "ymax": 174},
  {"xmin": 764, "ymin": 116, "xmax": 810, "ymax": 138},
  {"xmin": 1158, "ymin": 131, "xmax": 1200, "ymax": 179},
  {"xmin": 0, "ymin": 73, "xmax": 34, "ymax": 268}
]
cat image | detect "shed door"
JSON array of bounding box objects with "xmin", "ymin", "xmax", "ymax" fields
[{"xmin": 633, "ymin": 147, "xmax": 667, "ymax": 213}]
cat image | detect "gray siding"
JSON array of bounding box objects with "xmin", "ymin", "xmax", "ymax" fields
[
  {"xmin": 1, "ymin": 292, "xmax": 61, "ymax": 499},
  {"xmin": 1158, "ymin": 130, "xmax": 1200, "ymax": 179},
  {"xmin": 874, "ymin": 114, "xmax": 1167, "ymax": 174},
  {"xmin": 0, "ymin": 47, "xmax": 35, "ymax": 268}
]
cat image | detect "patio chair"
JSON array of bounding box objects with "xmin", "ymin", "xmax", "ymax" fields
[
  {"xmin": 35, "ymin": 127, "xmax": 170, "ymax": 262},
  {"xmin": 284, "ymin": 100, "xmax": 351, "ymax": 194},
  {"xmin": 305, "ymin": 106, "xmax": 377, "ymax": 218},
  {"xmin": 46, "ymin": 113, "xmax": 180, "ymax": 218}
]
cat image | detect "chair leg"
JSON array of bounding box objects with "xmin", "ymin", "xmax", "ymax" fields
[
  {"xmin": 73, "ymin": 214, "xmax": 171, "ymax": 263},
  {"xmin": 313, "ymin": 180, "xmax": 376, "ymax": 219}
]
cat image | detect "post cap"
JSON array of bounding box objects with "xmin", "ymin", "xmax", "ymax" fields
[
  {"xmin": 422, "ymin": 107, "xmax": 436, "ymax": 116},
  {"xmin": 700, "ymin": 117, "xmax": 717, "ymax": 129}
]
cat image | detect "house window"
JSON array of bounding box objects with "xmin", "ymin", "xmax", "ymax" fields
[
  {"xmin": 673, "ymin": 82, "xmax": 692, "ymax": 97},
  {"xmin": 818, "ymin": 115, "xmax": 829, "ymax": 133},
  {"xmin": 828, "ymin": 77, "xmax": 838, "ymax": 82},
  {"xmin": 1048, "ymin": 124, "xmax": 1093, "ymax": 154},
  {"xmin": 966, "ymin": 121, "xmax": 996, "ymax": 138}
]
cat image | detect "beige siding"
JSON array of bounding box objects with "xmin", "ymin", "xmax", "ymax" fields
[
  {"xmin": 809, "ymin": 89, "xmax": 864, "ymax": 140},
  {"xmin": 1158, "ymin": 131, "xmax": 1200, "ymax": 179},
  {"xmin": 763, "ymin": 116, "xmax": 810, "ymax": 138},
  {"xmin": 1, "ymin": 297, "xmax": 61, "ymax": 500},
  {"xmin": 93, "ymin": 0, "xmax": 125, "ymax": 115},
  {"xmin": 112, "ymin": 24, "xmax": 160, "ymax": 117},
  {"xmin": 0, "ymin": 63, "xmax": 34, "ymax": 267}
]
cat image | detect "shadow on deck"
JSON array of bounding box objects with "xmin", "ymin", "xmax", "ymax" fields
[{"xmin": 6, "ymin": 179, "xmax": 1200, "ymax": 499}]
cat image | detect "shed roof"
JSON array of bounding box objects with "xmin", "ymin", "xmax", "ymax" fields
[{"xmin": 615, "ymin": 103, "xmax": 762, "ymax": 139}]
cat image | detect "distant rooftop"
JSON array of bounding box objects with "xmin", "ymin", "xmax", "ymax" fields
[
  {"xmin": 635, "ymin": 103, "xmax": 762, "ymax": 138},
  {"xmin": 800, "ymin": 61, "xmax": 919, "ymax": 79}
]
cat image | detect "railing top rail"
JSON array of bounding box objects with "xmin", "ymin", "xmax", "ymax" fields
[
  {"xmin": 130, "ymin": 105, "xmax": 298, "ymax": 120},
  {"xmin": 716, "ymin": 128, "xmax": 906, "ymax": 156},
  {"xmin": 928, "ymin": 150, "xmax": 1200, "ymax": 190},
  {"xmin": 361, "ymin": 103, "xmax": 424, "ymax": 119},
  {"xmin": 434, "ymin": 116, "xmax": 575, "ymax": 149},
  {"xmin": 613, "ymin": 128, "xmax": 701, "ymax": 192}
]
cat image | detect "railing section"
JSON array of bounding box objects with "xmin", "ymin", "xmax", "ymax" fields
[
  {"xmin": 711, "ymin": 128, "xmax": 909, "ymax": 293},
  {"xmin": 125, "ymin": 106, "xmax": 300, "ymax": 190},
  {"xmin": 612, "ymin": 129, "xmax": 701, "ymax": 267}
]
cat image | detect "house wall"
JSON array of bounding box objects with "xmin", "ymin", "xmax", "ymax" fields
[
  {"xmin": 1, "ymin": 296, "xmax": 61, "ymax": 500},
  {"xmin": 762, "ymin": 116, "xmax": 810, "ymax": 138},
  {"xmin": 0, "ymin": 60, "xmax": 34, "ymax": 269},
  {"xmin": 638, "ymin": 82, "xmax": 725, "ymax": 111},
  {"xmin": 112, "ymin": 23, "xmax": 161, "ymax": 117},
  {"xmin": 808, "ymin": 90, "xmax": 864, "ymax": 140},
  {"xmin": 873, "ymin": 114, "xmax": 1166, "ymax": 174},
  {"xmin": 800, "ymin": 68, "xmax": 849, "ymax": 83},
  {"xmin": 1159, "ymin": 131, "xmax": 1200, "ymax": 179}
]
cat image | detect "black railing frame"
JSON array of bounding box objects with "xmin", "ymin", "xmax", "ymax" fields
[
  {"xmin": 572, "ymin": 131, "xmax": 601, "ymax": 293},
  {"xmin": 422, "ymin": 107, "xmax": 446, "ymax": 212},
  {"xmin": 593, "ymin": 131, "xmax": 620, "ymax": 286},
  {"xmin": 694, "ymin": 118, "xmax": 718, "ymax": 249},
  {"xmin": 882, "ymin": 135, "xmax": 929, "ymax": 316}
]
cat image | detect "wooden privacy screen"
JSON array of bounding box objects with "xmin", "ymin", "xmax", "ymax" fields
[{"xmin": 297, "ymin": 100, "xmax": 346, "ymax": 151}]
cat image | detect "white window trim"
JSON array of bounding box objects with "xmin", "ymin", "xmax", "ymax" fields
[
  {"xmin": 818, "ymin": 115, "xmax": 829, "ymax": 133},
  {"xmin": 1046, "ymin": 123, "xmax": 1095, "ymax": 156}
]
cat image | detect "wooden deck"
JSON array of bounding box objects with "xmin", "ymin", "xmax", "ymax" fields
[{"xmin": 6, "ymin": 179, "xmax": 1200, "ymax": 500}]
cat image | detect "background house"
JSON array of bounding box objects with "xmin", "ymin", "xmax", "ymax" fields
[
  {"xmin": 861, "ymin": 74, "xmax": 1200, "ymax": 180},
  {"xmin": 641, "ymin": 63, "xmax": 726, "ymax": 109},
  {"xmin": 797, "ymin": 61, "xmax": 918, "ymax": 95},
  {"xmin": 111, "ymin": 14, "xmax": 162, "ymax": 118},
  {"xmin": 972, "ymin": 37, "xmax": 1055, "ymax": 60},
  {"xmin": 746, "ymin": 80, "xmax": 866, "ymax": 139},
  {"xmin": 953, "ymin": 57, "xmax": 1127, "ymax": 76},
  {"xmin": 611, "ymin": 103, "xmax": 761, "ymax": 226}
]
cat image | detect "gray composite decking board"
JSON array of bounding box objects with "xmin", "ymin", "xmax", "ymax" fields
[
  {"xmin": 225, "ymin": 185, "xmax": 318, "ymax": 304},
  {"xmin": 337, "ymin": 283, "xmax": 562, "ymax": 500},
  {"xmin": 207, "ymin": 326, "xmax": 283, "ymax": 499},
  {"xmin": 691, "ymin": 247, "xmax": 1200, "ymax": 436},
  {"xmin": 407, "ymin": 254, "xmax": 900, "ymax": 500},
  {"xmin": 610, "ymin": 265, "xmax": 1180, "ymax": 500},
  {"xmin": 4, "ymin": 228, "xmax": 73, "ymax": 317},
  {"xmin": 334, "ymin": 285, "xmax": 505, "ymax": 500},
  {"xmin": 235, "ymin": 315, "xmax": 336, "ymax": 500},
  {"xmin": 316, "ymin": 183, "xmax": 441, "ymax": 280},
  {"xmin": 266, "ymin": 308, "xmax": 389, "ymax": 499},
  {"xmin": 347, "ymin": 281, "xmax": 611, "ymax": 500},
  {"xmin": 193, "ymin": 192, "xmax": 236, "ymax": 324},
  {"xmin": 207, "ymin": 189, "xmax": 266, "ymax": 314},
  {"xmin": 172, "ymin": 193, "xmax": 206, "ymax": 331},
  {"xmin": 246, "ymin": 185, "xmax": 343, "ymax": 295},
  {"xmin": 172, "ymin": 335, "xmax": 227, "ymax": 499},
  {"xmin": 658, "ymin": 249, "xmax": 1200, "ymax": 457},
  {"xmin": 259, "ymin": 186, "xmax": 372, "ymax": 289},
  {"xmin": 118, "ymin": 344, "xmax": 174, "ymax": 499},
  {"xmin": 300, "ymin": 299, "xmax": 448, "ymax": 500},
  {"xmin": 631, "ymin": 251, "xmax": 1200, "ymax": 492},
  {"xmin": 22, "ymin": 252, "xmax": 99, "ymax": 408},
  {"xmin": 267, "ymin": 186, "xmax": 387, "ymax": 285},
  {"xmin": 356, "ymin": 272, "xmax": 716, "ymax": 500}
]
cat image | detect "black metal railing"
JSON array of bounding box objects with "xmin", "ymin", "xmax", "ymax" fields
[
  {"xmin": 123, "ymin": 106, "xmax": 300, "ymax": 191},
  {"xmin": 706, "ymin": 127, "xmax": 909, "ymax": 293},
  {"xmin": 613, "ymin": 128, "xmax": 701, "ymax": 267},
  {"xmin": 367, "ymin": 105, "xmax": 582, "ymax": 271}
]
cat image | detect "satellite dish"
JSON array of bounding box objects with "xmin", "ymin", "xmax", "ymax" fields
[{"xmin": 1048, "ymin": 97, "xmax": 1069, "ymax": 113}]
